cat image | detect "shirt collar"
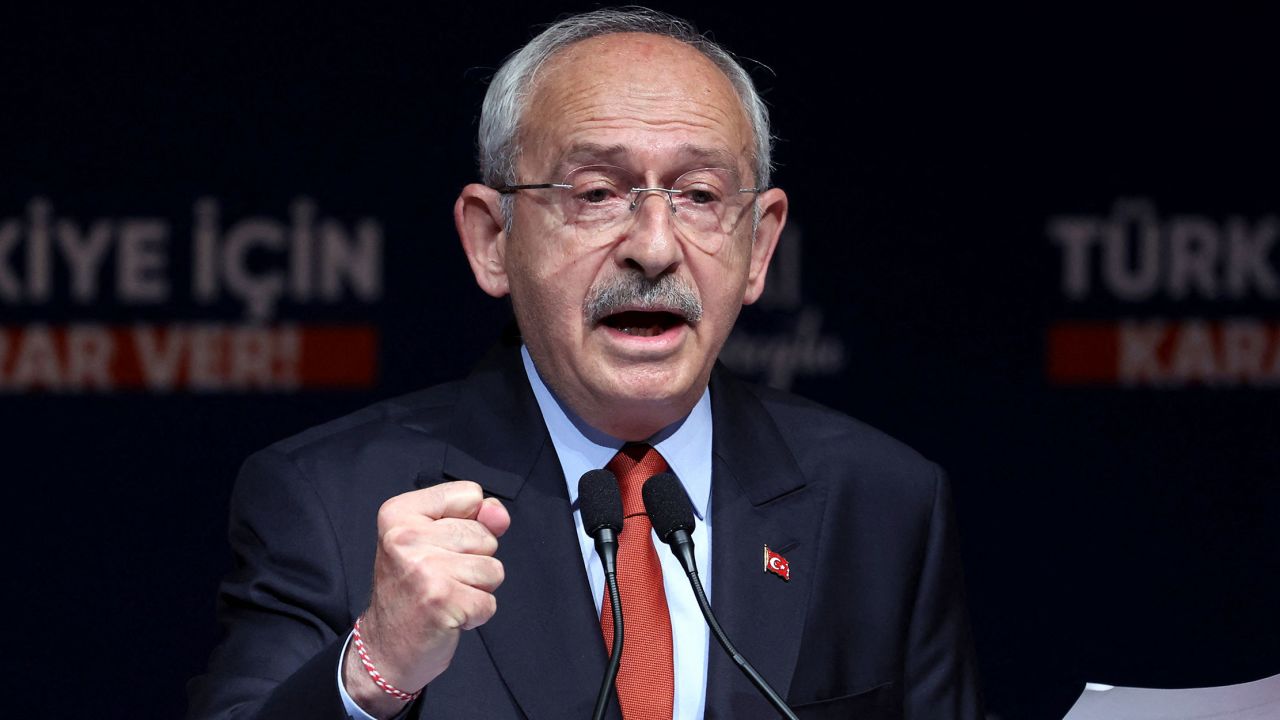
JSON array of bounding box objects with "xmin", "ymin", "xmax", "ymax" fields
[{"xmin": 520, "ymin": 345, "xmax": 711, "ymax": 520}]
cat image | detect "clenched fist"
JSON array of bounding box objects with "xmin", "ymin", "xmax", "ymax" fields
[{"xmin": 343, "ymin": 480, "xmax": 511, "ymax": 718}]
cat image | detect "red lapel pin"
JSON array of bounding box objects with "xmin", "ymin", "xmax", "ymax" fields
[{"xmin": 763, "ymin": 545, "xmax": 791, "ymax": 582}]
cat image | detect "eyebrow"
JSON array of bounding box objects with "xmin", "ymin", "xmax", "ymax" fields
[{"xmin": 554, "ymin": 143, "xmax": 744, "ymax": 179}]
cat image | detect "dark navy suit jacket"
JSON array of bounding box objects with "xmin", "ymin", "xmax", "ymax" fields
[{"xmin": 188, "ymin": 343, "xmax": 983, "ymax": 719}]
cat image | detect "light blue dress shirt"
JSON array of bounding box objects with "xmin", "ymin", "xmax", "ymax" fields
[{"xmin": 340, "ymin": 346, "xmax": 713, "ymax": 719}]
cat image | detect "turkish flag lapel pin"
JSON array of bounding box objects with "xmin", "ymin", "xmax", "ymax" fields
[{"xmin": 763, "ymin": 545, "xmax": 791, "ymax": 582}]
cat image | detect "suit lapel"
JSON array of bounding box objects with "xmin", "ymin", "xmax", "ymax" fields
[
  {"xmin": 704, "ymin": 368, "xmax": 826, "ymax": 717},
  {"xmin": 414, "ymin": 344, "xmax": 613, "ymax": 720},
  {"xmin": 469, "ymin": 442, "xmax": 612, "ymax": 720}
]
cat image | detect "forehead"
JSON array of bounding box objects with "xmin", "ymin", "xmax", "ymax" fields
[{"xmin": 520, "ymin": 33, "xmax": 754, "ymax": 176}]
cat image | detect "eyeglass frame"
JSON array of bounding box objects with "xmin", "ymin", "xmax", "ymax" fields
[{"xmin": 491, "ymin": 164, "xmax": 764, "ymax": 217}]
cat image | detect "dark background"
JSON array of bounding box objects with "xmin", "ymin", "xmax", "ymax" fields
[{"xmin": 2, "ymin": 4, "xmax": 1276, "ymax": 718}]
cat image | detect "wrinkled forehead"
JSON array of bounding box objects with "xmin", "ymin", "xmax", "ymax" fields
[
  {"xmin": 553, "ymin": 142, "xmax": 745, "ymax": 181},
  {"xmin": 518, "ymin": 33, "xmax": 756, "ymax": 180}
]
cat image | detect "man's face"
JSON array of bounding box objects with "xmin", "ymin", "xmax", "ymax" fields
[{"xmin": 473, "ymin": 33, "xmax": 785, "ymax": 439}]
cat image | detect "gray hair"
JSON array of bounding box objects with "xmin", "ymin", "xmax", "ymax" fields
[{"xmin": 477, "ymin": 7, "xmax": 773, "ymax": 194}]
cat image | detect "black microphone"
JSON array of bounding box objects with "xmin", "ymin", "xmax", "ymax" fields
[
  {"xmin": 578, "ymin": 469, "xmax": 625, "ymax": 720},
  {"xmin": 642, "ymin": 472, "xmax": 800, "ymax": 720}
]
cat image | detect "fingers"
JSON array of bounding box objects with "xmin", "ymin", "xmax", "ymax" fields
[
  {"xmin": 350, "ymin": 481, "xmax": 510, "ymax": 703},
  {"xmin": 413, "ymin": 517, "xmax": 500, "ymax": 555},
  {"xmin": 378, "ymin": 480, "xmax": 488, "ymax": 527},
  {"xmin": 448, "ymin": 553, "xmax": 505, "ymax": 593},
  {"xmin": 381, "ymin": 523, "xmax": 504, "ymax": 590},
  {"xmin": 372, "ymin": 481, "xmax": 508, "ymax": 619},
  {"xmin": 379, "ymin": 495, "xmax": 505, "ymax": 557},
  {"xmin": 404, "ymin": 554, "xmax": 503, "ymax": 625},
  {"xmin": 377, "ymin": 481, "xmax": 510, "ymax": 537},
  {"xmin": 454, "ymin": 583, "xmax": 499, "ymax": 631},
  {"xmin": 421, "ymin": 569, "xmax": 503, "ymax": 628}
]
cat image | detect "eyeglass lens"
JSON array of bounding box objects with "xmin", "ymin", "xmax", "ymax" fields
[{"xmin": 558, "ymin": 165, "xmax": 754, "ymax": 253}]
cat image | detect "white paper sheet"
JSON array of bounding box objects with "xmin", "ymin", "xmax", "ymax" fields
[{"xmin": 1063, "ymin": 672, "xmax": 1280, "ymax": 720}]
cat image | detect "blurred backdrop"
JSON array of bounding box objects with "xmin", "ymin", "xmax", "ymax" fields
[{"xmin": 2, "ymin": 4, "xmax": 1276, "ymax": 718}]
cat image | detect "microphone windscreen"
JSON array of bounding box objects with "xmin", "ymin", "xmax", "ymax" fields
[
  {"xmin": 578, "ymin": 469, "xmax": 623, "ymax": 535},
  {"xmin": 642, "ymin": 472, "xmax": 696, "ymax": 541}
]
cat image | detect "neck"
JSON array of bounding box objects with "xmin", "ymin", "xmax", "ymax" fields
[
  {"xmin": 519, "ymin": 345, "xmax": 704, "ymax": 442},
  {"xmin": 575, "ymin": 398, "xmax": 696, "ymax": 442}
]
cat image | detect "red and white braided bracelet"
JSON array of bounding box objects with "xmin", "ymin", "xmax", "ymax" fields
[{"xmin": 352, "ymin": 616, "xmax": 423, "ymax": 702}]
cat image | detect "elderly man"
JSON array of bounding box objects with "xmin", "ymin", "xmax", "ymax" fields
[{"xmin": 189, "ymin": 8, "xmax": 982, "ymax": 720}]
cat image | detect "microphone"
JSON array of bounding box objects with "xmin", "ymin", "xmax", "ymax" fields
[
  {"xmin": 577, "ymin": 469, "xmax": 625, "ymax": 720},
  {"xmin": 642, "ymin": 472, "xmax": 800, "ymax": 720}
]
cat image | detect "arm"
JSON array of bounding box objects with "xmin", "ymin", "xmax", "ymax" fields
[
  {"xmin": 187, "ymin": 447, "xmax": 510, "ymax": 720},
  {"xmin": 903, "ymin": 466, "xmax": 985, "ymax": 719},
  {"xmin": 186, "ymin": 447, "xmax": 354, "ymax": 720}
]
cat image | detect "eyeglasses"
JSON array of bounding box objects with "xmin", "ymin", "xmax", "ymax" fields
[{"xmin": 494, "ymin": 165, "xmax": 761, "ymax": 254}]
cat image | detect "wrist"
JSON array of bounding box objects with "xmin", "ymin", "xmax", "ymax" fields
[{"xmin": 342, "ymin": 618, "xmax": 422, "ymax": 719}]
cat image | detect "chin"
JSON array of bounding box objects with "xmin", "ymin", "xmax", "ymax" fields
[{"xmin": 594, "ymin": 365, "xmax": 703, "ymax": 425}]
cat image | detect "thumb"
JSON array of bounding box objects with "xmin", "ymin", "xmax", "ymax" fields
[{"xmin": 476, "ymin": 496, "xmax": 511, "ymax": 538}]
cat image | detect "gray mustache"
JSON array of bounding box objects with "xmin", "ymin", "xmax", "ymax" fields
[{"xmin": 584, "ymin": 272, "xmax": 704, "ymax": 325}]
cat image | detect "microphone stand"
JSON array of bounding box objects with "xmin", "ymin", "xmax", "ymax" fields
[
  {"xmin": 591, "ymin": 528, "xmax": 623, "ymax": 720},
  {"xmin": 666, "ymin": 529, "xmax": 799, "ymax": 720}
]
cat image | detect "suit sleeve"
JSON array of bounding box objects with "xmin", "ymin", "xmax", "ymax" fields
[
  {"xmin": 186, "ymin": 447, "xmax": 355, "ymax": 720},
  {"xmin": 903, "ymin": 465, "xmax": 985, "ymax": 719}
]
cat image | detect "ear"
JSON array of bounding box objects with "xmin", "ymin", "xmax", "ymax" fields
[
  {"xmin": 742, "ymin": 187, "xmax": 788, "ymax": 305},
  {"xmin": 455, "ymin": 183, "xmax": 510, "ymax": 298}
]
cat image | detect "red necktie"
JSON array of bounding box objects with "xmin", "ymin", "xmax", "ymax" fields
[{"xmin": 600, "ymin": 443, "xmax": 675, "ymax": 719}]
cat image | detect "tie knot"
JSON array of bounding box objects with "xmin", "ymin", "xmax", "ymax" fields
[{"xmin": 607, "ymin": 443, "xmax": 669, "ymax": 517}]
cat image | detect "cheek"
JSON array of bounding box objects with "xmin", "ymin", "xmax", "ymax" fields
[
  {"xmin": 509, "ymin": 234, "xmax": 616, "ymax": 313},
  {"xmin": 689, "ymin": 252, "xmax": 752, "ymax": 319},
  {"xmin": 505, "ymin": 245, "xmax": 598, "ymax": 331},
  {"xmin": 508, "ymin": 215, "xmax": 591, "ymax": 281},
  {"xmin": 509, "ymin": 267, "xmax": 571, "ymax": 325},
  {"xmin": 718, "ymin": 230, "xmax": 756, "ymax": 267}
]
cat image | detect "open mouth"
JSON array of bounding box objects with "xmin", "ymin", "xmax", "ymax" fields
[{"xmin": 599, "ymin": 310, "xmax": 686, "ymax": 337}]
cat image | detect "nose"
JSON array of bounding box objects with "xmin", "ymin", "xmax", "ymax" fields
[{"xmin": 619, "ymin": 190, "xmax": 683, "ymax": 279}]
